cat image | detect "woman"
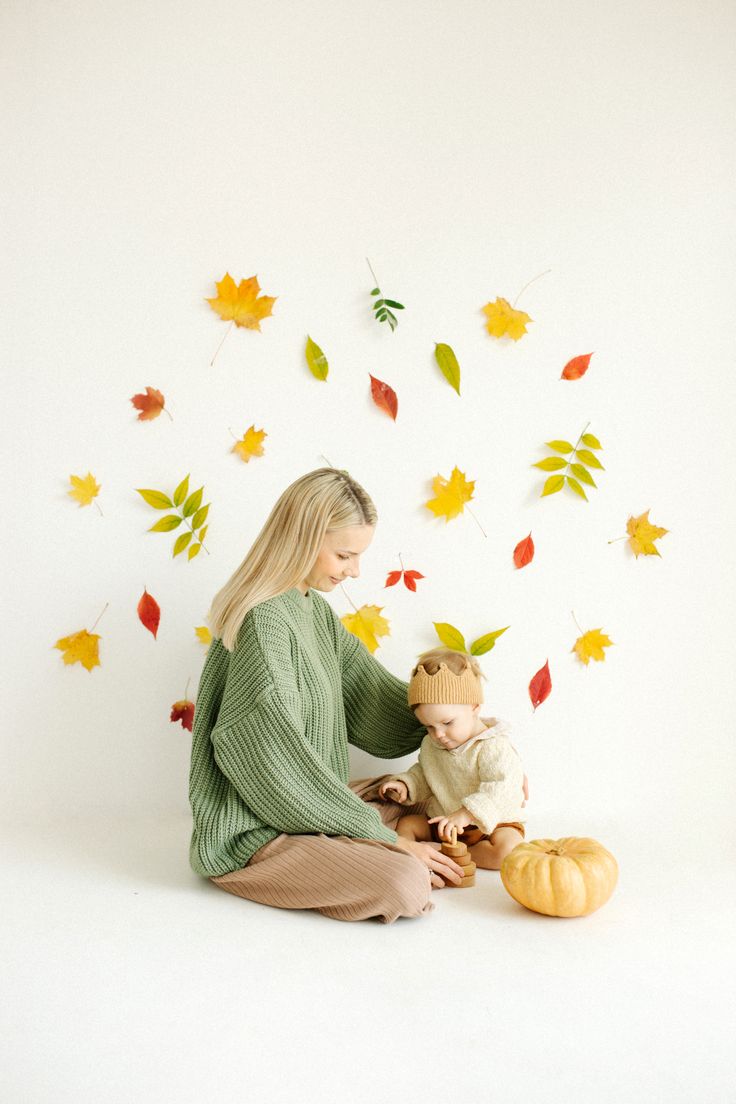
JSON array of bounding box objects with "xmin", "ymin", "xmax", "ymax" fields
[{"xmin": 188, "ymin": 466, "xmax": 472, "ymax": 923}]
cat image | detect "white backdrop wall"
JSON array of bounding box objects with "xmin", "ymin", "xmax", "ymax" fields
[{"xmin": 3, "ymin": 0, "xmax": 735, "ymax": 847}]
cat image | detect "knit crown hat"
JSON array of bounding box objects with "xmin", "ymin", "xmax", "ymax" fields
[{"xmin": 407, "ymin": 658, "xmax": 484, "ymax": 706}]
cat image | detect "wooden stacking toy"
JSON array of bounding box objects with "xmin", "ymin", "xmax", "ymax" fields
[{"xmin": 440, "ymin": 826, "xmax": 476, "ymax": 888}]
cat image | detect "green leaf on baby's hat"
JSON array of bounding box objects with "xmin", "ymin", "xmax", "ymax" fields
[
  {"xmin": 433, "ymin": 622, "xmax": 466, "ymax": 650},
  {"xmin": 469, "ymin": 626, "xmax": 509, "ymax": 655}
]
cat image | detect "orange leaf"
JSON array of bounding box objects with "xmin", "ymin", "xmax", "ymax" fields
[
  {"xmin": 513, "ymin": 532, "xmax": 535, "ymax": 568},
  {"xmin": 137, "ymin": 587, "xmax": 160, "ymax": 639},
  {"xmin": 369, "ymin": 374, "xmax": 398, "ymax": 420},
  {"xmin": 205, "ymin": 272, "xmax": 277, "ymax": 331},
  {"xmin": 131, "ymin": 386, "xmax": 166, "ymax": 421},
  {"xmin": 171, "ymin": 698, "xmax": 195, "ymax": 732},
  {"xmin": 384, "ymin": 568, "xmax": 425, "ymax": 591},
  {"xmin": 529, "ymin": 659, "xmax": 552, "ymax": 711},
  {"xmin": 54, "ymin": 628, "xmax": 101, "ymax": 672},
  {"xmin": 561, "ymin": 353, "xmax": 593, "ymax": 380}
]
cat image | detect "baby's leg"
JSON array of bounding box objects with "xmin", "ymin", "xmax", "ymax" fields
[
  {"xmin": 469, "ymin": 825, "xmax": 524, "ymax": 870},
  {"xmin": 395, "ymin": 814, "xmax": 433, "ymax": 842}
]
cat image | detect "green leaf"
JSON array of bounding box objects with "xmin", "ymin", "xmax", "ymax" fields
[
  {"xmin": 183, "ymin": 487, "xmax": 204, "ymax": 517},
  {"xmin": 173, "ymin": 474, "xmax": 190, "ymax": 507},
  {"xmin": 192, "ymin": 503, "xmax": 210, "ymax": 528},
  {"xmin": 383, "ymin": 299, "xmax": 404, "ymax": 309},
  {"xmin": 575, "ymin": 449, "xmax": 604, "ymax": 470},
  {"xmin": 149, "ymin": 514, "xmax": 182, "ymax": 532},
  {"xmin": 433, "ymin": 622, "xmax": 466, "ymax": 651},
  {"xmin": 541, "ymin": 474, "xmax": 565, "ymax": 497},
  {"xmin": 173, "ymin": 531, "xmax": 192, "ymax": 557},
  {"xmin": 581, "ymin": 433, "xmax": 602, "ymax": 449},
  {"xmin": 373, "ymin": 298, "xmax": 386, "ymax": 308},
  {"xmin": 370, "ymin": 287, "xmax": 380, "ymax": 296},
  {"xmin": 136, "ymin": 488, "xmax": 173, "ymax": 510},
  {"xmin": 434, "ymin": 342, "xmax": 461, "ymax": 395},
  {"xmin": 566, "ymin": 475, "xmax": 588, "ymax": 500},
  {"xmin": 469, "ymin": 626, "xmax": 509, "ymax": 655},
  {"xmin": 188, "ymin": 543, "xmax": 202, "ymax": 560},
  {"xmin": 533, "ymin": 456, "xmax": 567, "ymax": 471},
  {"xmin": 570, "ymin": 463, "xmax": 596, "ymax": 487},
  {"xmin": 198, "ymin": 524, "xmax": 208, "ymax": 542},
  {"xmin": 545, "ymin": 440, "xmax": 575, "ymax": 454},
  {"xmin": 305, "ymin": 335, "xmax": 329, "ymax": 381}
]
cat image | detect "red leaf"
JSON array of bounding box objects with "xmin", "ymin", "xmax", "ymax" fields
[
  {"xmin": 171, "ymin": 698, "xmax": 194, "ymax": 731},
  {"xmin": 137, "ymin": 587, "xmax": 161, "ymax": 639},
  {"xmin": 131, "ymin": 386, "xmax": 166, "ymax": 421},
  {"xmin": 384, "ymin": 570, "xmax": 402, "ymax": 587},
  {"xmin": 529, "ymin": 659, "xmax": 552, "ymax": 711},
  {"xmin": 402, "ymin": 570, "xmax": 425, "ymax": 592},
  {"xmin": 369, "ymin": 374, "xmax": 398, "ymax": 420},
  {"xmin": 513, "ymin": 532, "xmax": 535, "ymax": 568},
  {"xmin": 561, "ymin": 353, "xmax": 593, "ymax": 380}
]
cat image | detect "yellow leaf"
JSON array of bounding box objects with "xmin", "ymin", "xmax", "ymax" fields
[
  {"xmin": 54, "ymin": 628, "xmax": 101, "ymax": 671},
  {"xmin": 68, "ymin": 472, "xmax": 101, "ymax": 507},
  {"xmin": 232, "ymin": 425, "xmax": 267, "ymax": 462},
  {"xmin": 305, "ymin": 335, "xmax": 329, "ymax": 380},
  {"xmin": 434, "ymin": 343, "xmax": 461, "ymax": 395},
  {"xmin": 572, "ymin": 628, "xmax": 614, "ymax": 665},
  {"xmin": 173, "ymin": 531, "xmax": 192, "ymax": 556},
  {"xmin": 481, "ymin": 297, "xmax": 533, "ymax": 341},
  {"xmin": 195, "ymin": 625, "xmax": 213, "ymax": 646},
  {"xmin": 626, "ymin": 509, "xmax": 669, "ymax": 557},
  {"xmin": 532, "ymin": 456, "xmax": 567, "ymax": 471},
  {"xmin": 149, "ymin": 514, "xmax": 182, "ymax": 532},
  {"xmin": 434, "ymin": 622, "xmax": 467, "ymax": 650},
  {"xmin": 205, "ymin": 272, "xmax": 277, "ymax": 331},
  {"xmin": 424, "ymin": 466, "xmax": 475, "ymax": 522},
  {"xmin": 340, "ymin": 604, "xmax": 391, "ymax": 653},
  {"xmin": 470, "ymin": 626, "xmax": 509, "ymax": 654},
  {"xmin": 541, "ymin": 474, "xmax": 565, "ymax": 497}
]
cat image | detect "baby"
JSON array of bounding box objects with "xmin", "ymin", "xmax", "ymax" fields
[{"xmin": 377, "ymin": 647, "xmax": 529, "ymax": 871}]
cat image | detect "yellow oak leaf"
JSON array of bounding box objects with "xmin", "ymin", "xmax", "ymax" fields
[
  {"xmin": 54, "ymin": 628, "xmax": 101, "ymax": 671},
  {"xmin": 205, "ymin": 272, "xmax": 277, "ymax": 330},
  {"xmin": 68, "ymin": 472, "xmax": 101, "ymax": 506},
  {"xmin": 340, "ymin": 604, "xmax": 391, "ymax": 654},
  {"xmin": 626, "ymin": 509, "xmax": 669, "ymax": 557},
  {"xmin": 232, "ymin": 425, "xmax": 267, "ymax": 462},
  {"xmin": 424, "ymin": 466, "xmax": 475, "ymax": 522},
  {"xmin": 571, "ymin": 628, "xmax": 614, "ymax": 665},
  {"xmin": 195, "ymin": 625, "xmax": 212, "ymax": 646},
  {"xmin": 481, "ymin": 297, "xmax": 533, "ymax": 341}
]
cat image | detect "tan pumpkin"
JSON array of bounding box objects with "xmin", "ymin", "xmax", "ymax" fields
[{"xmin": 500, "ymin": 836, "xmax": 618, "ymax": 917}]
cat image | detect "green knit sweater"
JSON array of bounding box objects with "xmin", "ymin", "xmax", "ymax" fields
[{"xmin": 188, "ymin": 585, "xmax": 427, "ymax": 877}]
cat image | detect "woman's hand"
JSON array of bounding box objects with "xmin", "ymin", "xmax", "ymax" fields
[
  {"xmin": 392, "ymin": 837, "xmax": 466, "ymax": 888},
  {"xmin": 427, "ymin": 807, "xmax": 475, "ymax": 841},
  {"xmin": 378, "ymin": 779, "xmax": 408, "ymax": 803}
]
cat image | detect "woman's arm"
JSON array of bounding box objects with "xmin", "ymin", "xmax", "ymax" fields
[{"xmin": 330, "ymin": 608, "xmax": 427, "ymax": 759}]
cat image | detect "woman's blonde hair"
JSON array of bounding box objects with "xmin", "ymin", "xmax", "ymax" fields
[
  {"xmin": 408, "ymin": 646, "xmax": 488, "ymax": 710},
  {"xmin": 207, "ymin": 466, "xmax": 377, "ymax": 651}
]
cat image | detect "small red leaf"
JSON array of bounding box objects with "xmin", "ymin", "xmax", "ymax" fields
[
  {"xmin": 137, "ymin": 588, "xmax": 161, "ymax": 638},
  {"xmin": 561, "ymin": 353, "xmax": 593, "ymax": 380},
  {"xmin": 529, "ymin": 659, "xmax": 552, "ymax": 711},
  {"xmin": 384, "ymin": 570, "xmax": 402, "ymax": 587},
  {"xmin": 171, "ymin": 698, "xmax": 194, "ymax": 731},
  {"xmin": 513, "ymin": 532, "xmax": 535, "ymax": 568},
  {"xmin": 131, "ymin": 386, "xmax": 166, "ymax": 421},
  {"xmin": 402, "ymin": 570, "xmax": 425, "ymax": 592},
  {"xmin": 369, "ymin": 374, "xmax": 398, "ymax": 420}
]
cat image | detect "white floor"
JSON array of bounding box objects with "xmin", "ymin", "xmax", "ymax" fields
[{"xmin": 3, "ymin": 813, "xmax": 734, "ymax": 1104}]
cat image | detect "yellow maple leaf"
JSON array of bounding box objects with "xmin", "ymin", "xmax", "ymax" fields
[
  {"xmin": 195, "ymin": 625, "xmax": 212, "ymax": 646},
  {"xmin": 232, "ymin": 425, "xmax": 267, "ymax": 462},
  {"xmin": 481, "ymin": 296, "xmax": 533, "ymax": 341},
  {"xmin": 68, "ymin": 472, "xmax": 101, "ymax": 506},
  {"xmin": 571, "ymin": 628, "xmax": 614, "ymax": 665},
  {"xmin": 626, "ymin": 509, "xmax": 669, "ymax": 557},
  {"xmin": 205, "ymin": 272, "xmax": 276, "ymax": 330},
  {"xmin": 340, "ymin": 604, "xmax": 391, "ymax": 653},
  {"xmin": 54, "ymin": 628, "xmax": 101, "ymax": 671},
  {"xmin": 424, "ymin": 466, "xmax": 475, "ymax": 522}
]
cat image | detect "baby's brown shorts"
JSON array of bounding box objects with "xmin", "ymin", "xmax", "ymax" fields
[{"xmin": 429, "ymin": 821, "xmax": 526, "ymax": 845}]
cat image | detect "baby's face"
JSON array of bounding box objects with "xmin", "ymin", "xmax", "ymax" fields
[{"xmin": 415, "ymin": 703, "xmax": 484, "ymax": 750}]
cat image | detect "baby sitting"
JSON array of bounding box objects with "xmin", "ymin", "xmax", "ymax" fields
[{"xmin": 377, "ymin": 646, "xmax": 529, "ymax": 871}]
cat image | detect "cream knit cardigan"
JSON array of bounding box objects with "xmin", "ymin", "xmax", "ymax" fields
[{"xmin": 387, "ymin": 717, "xmax": 527, "ymax": 834}]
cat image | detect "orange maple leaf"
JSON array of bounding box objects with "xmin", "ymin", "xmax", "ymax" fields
[
  {"xmin": 171, "ymin": 698, "xmax": 195, "ymax": 732},
  {"xmin": 205, "ymin": 272, "xmax": 277, "ymax": 330},
  {"xmin": 481, "ymin": 297, "xmax": 532, "ymax": 341},
  {"xmin": 131, "ymin": 386, "xmax": 167, "ymax": 421}
]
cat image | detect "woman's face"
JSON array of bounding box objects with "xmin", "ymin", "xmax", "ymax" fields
[{"xmin": 305, "ymin": 524, "xmax": 376, "ymax": 592}]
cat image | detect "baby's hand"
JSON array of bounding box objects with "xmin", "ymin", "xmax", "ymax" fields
[
  {"xmin": 378, "ymin": 780, "xmax": 409, "ymax": 803},
  {"xmin": 428, "ymin": 808, "xmax": 475, "ymax": 841}
]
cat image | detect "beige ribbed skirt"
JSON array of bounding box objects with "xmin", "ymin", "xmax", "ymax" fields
[{"xmin": 209, "ymin": 774, "xmax": 437, "ymax": 924}]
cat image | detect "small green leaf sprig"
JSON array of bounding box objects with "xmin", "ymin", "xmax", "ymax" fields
[
  {"xmin": 533, "ymin": 421, "xmax": 604, "ymax": 501},
  {"xmin": 366, "ymin": 258, "xmax": 404, "ymax": 331},
  {"xmin": 136, "ymin": 473, "xmax": 210, "ymax": 559}
]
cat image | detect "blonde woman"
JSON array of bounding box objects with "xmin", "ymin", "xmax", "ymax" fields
[{"xmin": 188, "ymin": 466, "xmax": 468, "ymax": 923}]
